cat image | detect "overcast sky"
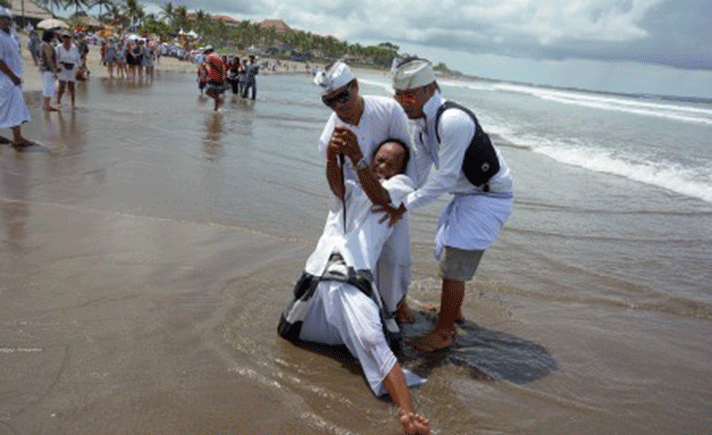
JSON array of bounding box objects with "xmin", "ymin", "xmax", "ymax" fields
[{"xmin": 130, "ymin": 0, "xmax": 711, "ymax": 71}]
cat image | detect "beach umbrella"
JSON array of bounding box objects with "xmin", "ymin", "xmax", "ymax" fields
[{"xmin": 37, "ymin": 18, "xmax": 69, "ymax": 30}]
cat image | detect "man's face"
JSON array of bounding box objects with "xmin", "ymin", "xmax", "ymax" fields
[
  {"xmin": 371, "ymin": 142, "xmax": 406, "ymax": 180},
  {"xmin": 322, "ymin": 80, "xmax": 359, "ymax": 119},
  {"xmin": 394, "ymin": 85, "xmax": 431, "ymax": 119}
]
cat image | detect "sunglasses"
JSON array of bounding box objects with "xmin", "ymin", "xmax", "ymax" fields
[{"xmin": 322, "ymin": 84, "xmax": 353, "ymax": 107}]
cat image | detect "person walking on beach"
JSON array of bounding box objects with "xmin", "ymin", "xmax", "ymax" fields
[
  {"xmin": 115, "ymin": 40, "xmax": 126, "ymax": 80},
  {"xmin": 27, "ymin": 29, "xmax": 40, "ymax": 66},
  {"xmin": 241, "ymin": 54, "xmax": 258, "ymax": 100},
  {"xmin": 141, "ymin": 40, "xmax": 154, "ymax": 80},
  {"xmin": 55, "ymin": 32, "xmax": 80, "ymax": 110},
  {"xmin": 104, "ymin": 38, "xmax": 116, "ymax": 78},
  {"xmin": 75, "ymin": 32, "xmax": 89, "ymax": 78},
  {"xmin": 39, "ymin": 29, "xmax": 58, "ymax": 112},
  {"xmin": 278, "ymin": 138, "xmax": 431, "ymax": 435},
  {"xmin": 203, "ymin": 46, "xmax": 226, "ymax": 111},
  {"xmin": 0, "ymin": 7, "xmax": 32, "ymax": 147},
  {"xmin": 379, "ymin": 57, "xmax": 514, "ymax": 352},
  {"xmin": 314, "ymin": 61, "xmax": 417, "ymax": 324}
]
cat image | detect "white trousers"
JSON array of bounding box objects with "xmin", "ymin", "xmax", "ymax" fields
[{"xmin": 41, "ymin": 71, "xmax": 55, "ymax": 98}]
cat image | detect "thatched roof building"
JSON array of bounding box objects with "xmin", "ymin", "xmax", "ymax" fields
[{"xmin": 9, "ymin": 0, "xmax": 54, "ymax": 27}]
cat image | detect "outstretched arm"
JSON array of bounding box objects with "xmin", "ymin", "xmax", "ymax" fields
[{"xmin": 383, "ymin": 363, "xmax": 431, "ymax": 435}]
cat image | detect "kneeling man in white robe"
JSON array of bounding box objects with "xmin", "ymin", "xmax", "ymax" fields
[{"xmin": 278, "ymin": 139, "xmax": 431, "ymax": 435}]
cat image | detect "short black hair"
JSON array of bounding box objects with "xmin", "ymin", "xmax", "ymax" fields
[
  {"xmin": 372, "ymin": 138, "xmax": 410, "ymax": 174},
  {"xmin": 41, "ymin": 29, "xmax": 55, "ymax": 42}
]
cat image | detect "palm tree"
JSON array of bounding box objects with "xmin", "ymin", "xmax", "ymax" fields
[
  {"xmin": 91, "ymin": 0, "xmax": 114, "ymax": 18},
  {"xmin": 35, "ymin": 0, "xmax": 64, "ymax": 15},
  {"xmin": 64, "ymin": 0, "xmax": 89, "ymax": 15},
  {"xmin": 172, "ymin": 5, "xmax": 188, "ymax": 32},
  {"xmin": 159, "ymin": 1, "xmax": 173, "ymax": 25},
  {"xmin": 124, "ymin": 0, "xmax": 144, "ymax": 30}
]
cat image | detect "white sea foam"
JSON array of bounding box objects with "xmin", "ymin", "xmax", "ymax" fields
[
  {"xmin": 528, "ymin": 138, "xmax": 712, "ymax": 204},
  {"xmin": 444, "ymin": 80, "xmax": 712, "ymax": 126}
]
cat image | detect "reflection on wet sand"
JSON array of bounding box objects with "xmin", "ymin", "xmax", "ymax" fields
[{"xmin": 1, "ymin": 152, "xmax": 30, "ymax": 250}]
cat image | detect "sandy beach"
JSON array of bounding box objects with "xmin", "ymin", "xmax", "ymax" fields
[{"xmin": 2, "ymin": 30, "xmax": 711, "ymax": 435}]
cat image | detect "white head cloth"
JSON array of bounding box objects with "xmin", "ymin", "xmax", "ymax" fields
[
  {"xmin": 391, "ymin": 57, "xmax": 436, "ymax": 90},
  {"xmin": 313, "ymin": 61, "xmax": 355, "ymax": 95},
  {"xmin": 0, "ymin": 7, "xmax": 12, "ymax": 18}
]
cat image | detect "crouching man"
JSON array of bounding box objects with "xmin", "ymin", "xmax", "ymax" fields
[{"xmin": 278, "ymin": 138, "xmax": 431, "ymax": 435}]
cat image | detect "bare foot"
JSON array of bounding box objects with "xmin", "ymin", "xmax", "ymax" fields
[
  {"xmin": 44, "ymin": 106, "xmax": 58, "ymax": 112},
  {"xmin": 12, "ymin": 138, "xmax": 34, "ymax": 148},
  {"xmin": 406, "ymin": 328, "xmax": 455, "ymax": 352},
  {"xmin": 399, "ymin": 409, "xmax": 431, "ymax": 435},
  {"xmin": 396, "ymin": 300, "xmax": 415, "ymax": 324}
]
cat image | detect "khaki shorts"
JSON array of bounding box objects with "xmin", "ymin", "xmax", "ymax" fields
[{"xmin": 439, "ymin": 247, "xmax": 485, "ymax": 281}]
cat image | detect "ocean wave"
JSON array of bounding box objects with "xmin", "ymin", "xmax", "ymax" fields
[
  {"xmin": 442, "ymin": 80, "xmax": 712, "ymax": 126},
  {"xmin": 532, "ymin": 141, "xmax": 712, "ymax": 204}
]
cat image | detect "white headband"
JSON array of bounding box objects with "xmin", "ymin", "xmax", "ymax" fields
[
  {"xmin": 391, "ymin": 58, "xmax": 436, "ymax": 90},
  {"xmin": 0, "ymin": 7, "xmax": 12, "ymax": 19},
  {"xmin": 314, "ymin": 61, "xmax": 355, "ymax": 95}
]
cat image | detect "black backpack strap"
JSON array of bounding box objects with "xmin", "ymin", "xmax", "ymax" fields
[{"xmin": 434, "ymin": 101, "xmax": 500, "ymax": 189}]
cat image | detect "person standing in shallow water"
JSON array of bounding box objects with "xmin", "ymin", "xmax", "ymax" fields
[
  {"xmin": 0, "ymin": 7, "xmax": 32, "ymax": 147},
  {"xmin": 55, "ymin": 32, "xmax": 80, "ymax": 110},
  {"xmin": 203, "ymin": 46, "xmax": 226, "ymax": 111},
  {"xmin": 241, "ymin": 54, "xmax": 258, "ymax": 100},
  {"xmin": 378, "ymin": 57, "xmax": 514, "ymax": 352},
  {"xmin": 38, "ymin": 29, "xmax": 58, "ymax": 112}
]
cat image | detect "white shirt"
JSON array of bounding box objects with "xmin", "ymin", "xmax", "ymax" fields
[
  {"xmin": 56, "ymin": 43, "xmax": 80, "ymax": 68},
  {"xmin": 404, "ymin": 91, "xmax": 512, "ymax": 210},
  {"xmin": 305, "ymin": 175, "xmax": 415, "ymax": 277}
]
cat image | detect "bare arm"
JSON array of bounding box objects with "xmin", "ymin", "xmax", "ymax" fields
[
  {"xmin": 383, "ymin": 363, "xmax": 431, "ymax": 435},
  {"xmin": 0, "ymin": 60, "xmax": 20, "ymax": 85},
  {"xmin": 325, "ymin": 137, "xmax": 345, "ymax": 200}
]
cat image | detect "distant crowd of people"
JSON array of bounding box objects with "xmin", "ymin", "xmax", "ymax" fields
[
  {"xmin": 99, "ymin": 37, "xmax": 158, "ymax": 80},
  {"xmin": 195, "ymin": 46, "xmax": 259, "ymax": 110}
]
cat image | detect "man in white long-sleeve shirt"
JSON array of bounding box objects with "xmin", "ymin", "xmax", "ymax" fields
[
  {"xmin": 314, "ymin": 61, "xmax": 418, "ymax": 322},
  {"xmin": 379, "ymin": 57, "xmax": 514, "ymax": 352}
]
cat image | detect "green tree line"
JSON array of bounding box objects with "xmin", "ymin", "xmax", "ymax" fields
[{"xmin": 27, "ymin": 0, "xmax": 457, "ymax": 71}]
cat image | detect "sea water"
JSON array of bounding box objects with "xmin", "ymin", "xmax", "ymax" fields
[{"xmin": 1, "ymin": 70, "xmax": 710, "ymax": 434}]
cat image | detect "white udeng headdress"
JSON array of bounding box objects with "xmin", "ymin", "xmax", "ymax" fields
[
  {"xmin": 313, "ymin": 61, "xmax": 355, "ymax": 95},
  {"xmin": 0, "ymin": 7, "xmax": 13, "ymax": 18},
  {"xmin": 391, "ymin": 57, "xmax": 436, "ymax": 90}
]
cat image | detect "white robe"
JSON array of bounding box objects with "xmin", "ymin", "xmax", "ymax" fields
[
  {"xmin": 299, "ymin": 176, "xmax": 425, "ymax": 396},
  {"xmin": 0, "ymin": 30, "xmax": 30, "ymax": 130}
]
